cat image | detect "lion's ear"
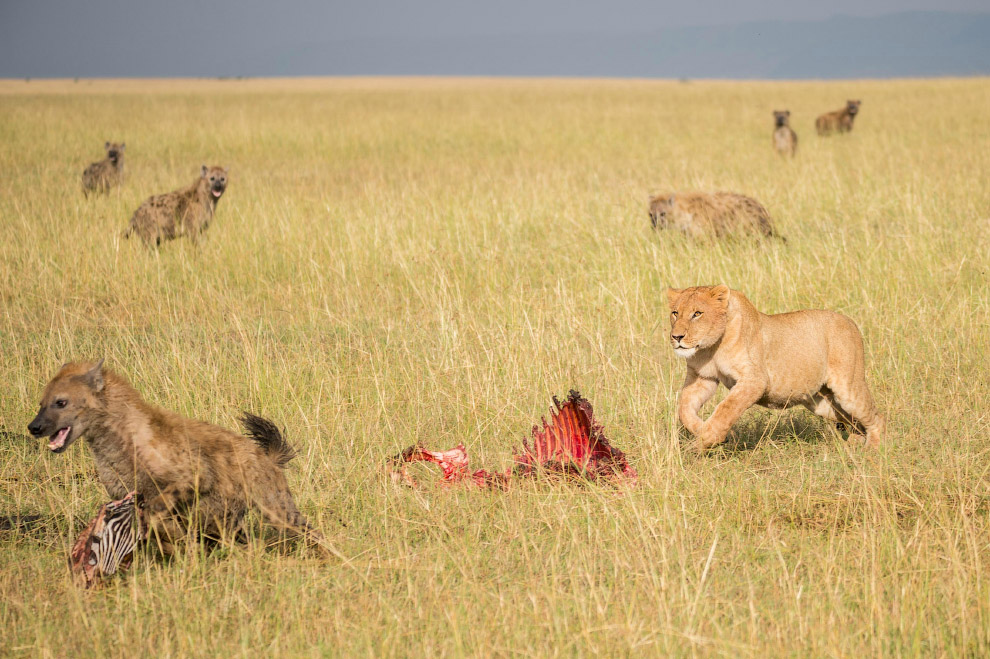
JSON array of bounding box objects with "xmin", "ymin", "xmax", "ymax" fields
[
  {"xmin": 665, "ymin": 288, "xmax": 680, "ymax": 308},
  {"xmin": 709, "ymin": 285, "xmax": 730, "ymax": 307}
]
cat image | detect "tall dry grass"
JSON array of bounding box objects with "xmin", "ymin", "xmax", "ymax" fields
[{"xmin": 1, "ymin": 76, "xmax": 989, "ymax": 656}]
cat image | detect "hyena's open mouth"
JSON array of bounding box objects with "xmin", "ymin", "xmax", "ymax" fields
[
  {"xmin": 49, "ymin": 426, "xmax": 71, "ymax": 452},
  {"xmin": 211, "ymin": 186, "xmax": 224, "ymax": 198}
]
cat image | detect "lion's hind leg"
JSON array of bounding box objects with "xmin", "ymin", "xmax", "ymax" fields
[
  {"xmin": 823, "ymin": 377, "xmax": 885, "ymax": 447},
  {"xmin": 804, "ymin": 390, "xmax": 864, "ymax": 437}
]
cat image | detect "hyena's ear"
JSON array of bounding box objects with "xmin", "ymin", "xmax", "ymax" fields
[
  {"xmin": 668, "ymin": 194, "xmax": 675, "ymax": 205},
  {"xmin": 709, "ymin": 285, "xmax": 730, "ymax": 307},
  {"xmin": 785, "ymin": 110, "xmax": 791, "ymax": 117},
  {"xmin": 85, "ymin": 359, "xmax": 105, "ymax": 393},
  {"xmin": 105, "ymin": 141, "xmax": 110, "ymax": 149},
  {"xmin": 223, "ymin": 167, "xmax": 229, "ymax": 175},
  {"xmin": 665, "ymin": 288, "xmax": 681, "ymax": 309},
  {"xmin": 201, "ymin": 164, "xmax": 208, "ymax": 178},
  {"xmin": 120, "ymin": 143, "xmax": 125, "ymax": 150}
]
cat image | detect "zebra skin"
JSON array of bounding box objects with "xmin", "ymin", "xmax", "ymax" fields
[{"xmin": 69, "ymin": 491, "xmax": 146, "ymax": 588}]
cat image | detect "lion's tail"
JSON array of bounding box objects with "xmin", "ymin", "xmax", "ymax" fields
[{"xmin": 241, "ymin": 413, "xmax": 297, "ymax": 467}]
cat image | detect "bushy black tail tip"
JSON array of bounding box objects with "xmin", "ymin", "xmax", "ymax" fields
[{"xmin": 240, "ymin": 412, "xmax": 296, "ymax": 467}]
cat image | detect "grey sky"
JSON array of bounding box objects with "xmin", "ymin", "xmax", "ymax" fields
[{"xmin": 2, "ymin": 1, "xmax": 989, "ymax": 78}]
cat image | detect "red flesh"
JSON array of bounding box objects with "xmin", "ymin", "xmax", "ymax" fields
[{"xmin": 386, "ymin": 391, "xmax": 636, "ymax": 488}]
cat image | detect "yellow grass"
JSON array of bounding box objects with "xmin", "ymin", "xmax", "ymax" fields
[{"xmin": 1, "ymin": 76, "xmax": 989, "ymax": 656}]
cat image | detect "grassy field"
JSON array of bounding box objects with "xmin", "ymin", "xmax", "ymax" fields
[{"xmin": 1, "ymin": 76, "xmax": 989, "ymax": 657}]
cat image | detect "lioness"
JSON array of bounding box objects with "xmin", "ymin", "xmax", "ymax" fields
[{"xmin": 666, "ymin": 285, "xmax": 885, "ymax": 451}]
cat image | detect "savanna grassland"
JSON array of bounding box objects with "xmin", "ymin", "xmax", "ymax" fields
[{"xmin": 1, "ymin": 76, "xmax": 989, "ymax": 657}]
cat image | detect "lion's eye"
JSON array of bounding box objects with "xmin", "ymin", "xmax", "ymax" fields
[
  {"xmin": 54, "ymin": 399, "xmax": 67, "ymax": 408},
  {"xmin": 670, "ymin": 311, "xmax": 678, "ymax": 319},
  {"xmin": 692, "ymin": 311, "xmax": 703, "ymax": 319}
]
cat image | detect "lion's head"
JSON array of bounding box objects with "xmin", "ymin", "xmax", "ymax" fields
[{"xmin": 664, "ymin": 285, "xmax": 730, "ymax": 358}]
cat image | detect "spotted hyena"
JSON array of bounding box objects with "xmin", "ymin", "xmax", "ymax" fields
[
  {"xmin": 82, "ymin": 142, "xmax": 125, "ymax": 195},
  {"xmin": 648, "ymin": 191, "xmax": 781, "ymax": 240},
  {"xmin": 816, "ymin": 100, "xmax": 861, "ymax": 136},
  {"xmin": 125, "ymin": 165, "xmax": 228, "ymax": 246},
  {"xmin": 772, "ymin": 110, "xmax": 797, "ymax": 157}
]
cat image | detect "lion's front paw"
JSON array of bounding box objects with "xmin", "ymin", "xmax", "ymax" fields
[
  {"xmin": 684, "ymin": 438, "xmax": 710, "ymax": 454},
  {"xmin": 688, "ymin": 428, "xmax": 726, "ymax": 454}
]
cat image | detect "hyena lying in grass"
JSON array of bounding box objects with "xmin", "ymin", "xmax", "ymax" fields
[
  {"xmin": 649, "ymin": 191, "xmax": 782, "ymax": 240},
  {"xmin": 28, "ymin": 360, "xmax": 330, "ymax": 557},
  {"xmin": 125, "ymin": 165, "xmax": 228, "ymax": 246},
  {"xmin": 82, "ymin": 142, "xmax": 125, "ymax": 195}
]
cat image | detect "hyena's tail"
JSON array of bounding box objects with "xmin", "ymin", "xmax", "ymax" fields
[{"xmin": 241, "ymin": 413, "xmax": 297, "ymax": 467}]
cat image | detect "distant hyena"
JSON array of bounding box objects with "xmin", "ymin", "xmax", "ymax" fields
[
  {"xmin": 648, "ymin": 191, "xmax": 781, "ymax": 240},
  {"xmin": 816, "ymin": 100, "xmax": 861, "ymax": 136},
  {"xmin": 772, "ymin": 110, "xmax": 797, "ymax": 157},
  {"xmin": 82, "ymin": 142, "xmax": 125, "ymax": 196},
  {"xmin": 125, "ymin": 165, "xmax": 228, "ymax": 246}
]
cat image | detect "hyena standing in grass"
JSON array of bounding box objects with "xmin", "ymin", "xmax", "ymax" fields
[
  {"xmin": 81, "ymin": 142, "xmax": 125, "ymax": 195},
  {"xmin": 27, "ymin": 360, "xmax": 331, "ymax": 557},
  {"xmin": 772, "ymin": 110, "xmax": 797, "ymax": 157},
  {"xmin": 649, "ymin": 191, "xmax": 782, "ymax": 240},
  {"xmin": 125, "ymin": 165, "xmax": 228, "ymax": 246},
  {"xmin": 816, "ymin": 100, "xmax": 861, "ymax": 136}
]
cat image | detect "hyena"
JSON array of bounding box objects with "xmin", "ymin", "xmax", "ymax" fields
[
  {"xmin": 816, "ymin": 100, "xmax": 861, "ymax": 136},
  {"xmin": 772, "ymin": 110, "xmax": 797, "ymax": 157},
  {"xmin": 648, "ymin": 191, "xmax": 781, "ymax": 240},
  {"xmin": 28, "ymin": 360, "xmax": 330, "ymax": 556},
  {"xmin": 125, "ymin": 165, "xmax": 228, "ymax": 246},
  {"xmin": 82, "ymin": 142, "xmax": 125, "ymax": 195}
]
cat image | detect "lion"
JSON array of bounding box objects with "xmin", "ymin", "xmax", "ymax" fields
[
  {"xmin": 665, "ymin": 285, "xmax": 885, "ymax": 452},
  {"xmin": 649, "ymin": 191, "xmax": 781, "ymax": 240}
]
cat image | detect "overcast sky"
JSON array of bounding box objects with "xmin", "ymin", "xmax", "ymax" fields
[{"xmin": 2, "ymin": 0, "xmax": 988, "ymax": 78}]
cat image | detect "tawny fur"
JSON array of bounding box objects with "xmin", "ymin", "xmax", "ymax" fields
[
  {"xmin": 816, "ymin": 100, "xmax": 861, "ymax": 136},
  {"xmin": 29, "ymin": 361, "xmax": 328, "ymax": 556},
  {"xmin": 82, "ymin": 142, "xmax": 125, "ymax": 196},
  {"xmin": 665, "ymin": 285, "xmax": 885, "ymax": 452},
  {"xmin": 648, "ymin": 191, "xmax": 781, "ymax": 240},
  {"xmin": 125, "ymin": 165, "xmax": 228, "ymax": 246},
  {"xmin": 772, "ymin": 111, "xmax": 797, "ymax": 157}
]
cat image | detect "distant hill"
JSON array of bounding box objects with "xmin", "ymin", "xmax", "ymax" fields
[{"xmin": 2, "ymin": 11, "xmax": 988, "ymax": 79}]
